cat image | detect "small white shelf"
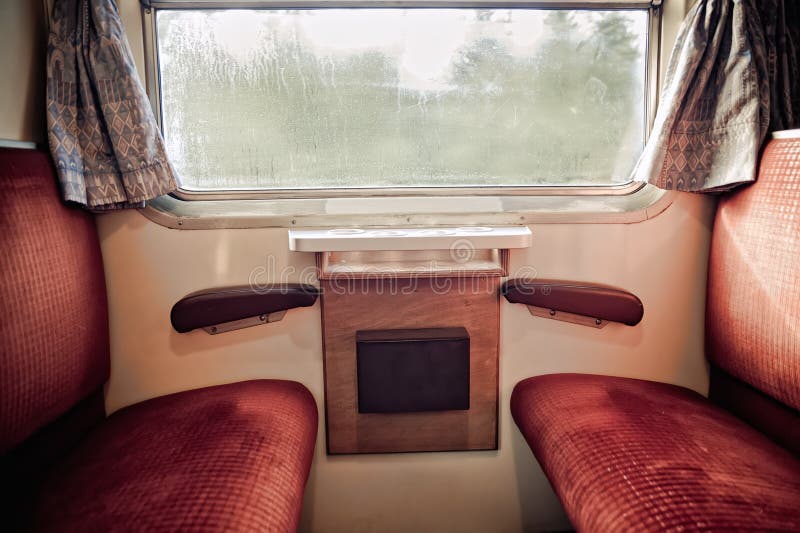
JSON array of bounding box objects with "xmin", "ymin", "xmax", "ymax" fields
[{"xmin": 288, "ymin": 226, "xmax": 532, "ymax": 252}]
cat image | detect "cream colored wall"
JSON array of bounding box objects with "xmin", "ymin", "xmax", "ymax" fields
[
  {"xmin": 97, "ymin": 191, "xmax": 714, "ymax": 533},
  {"xmin": 661, "ymin": 0, "xmax": 691, "ymax": 83},
  {"xmin": 0, "ymin": 0, "xmax": 47, "ymax": 143},
  {"xmin": 96, "ymin": 2, "xmax": 709, "ymax": 532}
]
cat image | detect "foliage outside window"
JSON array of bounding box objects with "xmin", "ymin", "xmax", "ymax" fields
[{"xmin": 155, "ymin": 8, "xmax": 649, "ymax": 191}]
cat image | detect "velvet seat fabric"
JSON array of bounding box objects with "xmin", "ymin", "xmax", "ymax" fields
[
  {"xmin": 511, "ymin": 373, "xmax": 800, "ymax": 532},
  {"xmin": 511, "ymin": 135, "xmax": 800, "ymax": 530},
  {"xmin": 35, "ymin": 380, "xmax": 318, "ymax": 533},
  {"xmin": 0, "ymin": 148, "xmax": 109, "ymax": 454},
  {"xmin": 706, "ymin": 136, "xmax": 800, "ymax": 412},
  {"xmin": 1, "ymin": 147, "xmax": 318, "ymax": 532}
]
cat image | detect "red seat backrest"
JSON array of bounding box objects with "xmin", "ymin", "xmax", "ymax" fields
[
  {"xmin": 0, "ymin": 148, "xmax": 109, "ymax": 454},
  {"xmin": 706, "ymin": 136, "xmax": 800, "ymax": 412}
]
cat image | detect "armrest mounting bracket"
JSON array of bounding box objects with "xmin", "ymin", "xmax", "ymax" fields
[
  {"xmin": 202, "ymin": 310, "xmax": 288, "ymax": 335},
  {"xmin": 524, "ymin": 305, "xmax": 607, "ymax": 329}
]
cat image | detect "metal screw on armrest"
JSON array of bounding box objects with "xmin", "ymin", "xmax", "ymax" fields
[
  {"xmin": 259, "ymin": 314, "xmax": 267, "ymax": 322},
  {"xmin": 595, "ymin": 318, "xmax": 602, "ymax": 326},
  {"xmin": 549, "ymin": 309, "xmax": 556, "ymax": 316}
]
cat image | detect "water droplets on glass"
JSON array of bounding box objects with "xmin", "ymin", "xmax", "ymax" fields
[{"xmin": 156, "ymin": 8, "xmax": 648, "ymax": 190}]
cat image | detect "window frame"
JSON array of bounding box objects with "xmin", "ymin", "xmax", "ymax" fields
[{"xmin": 141, "ymin": 0, "xmax": 663, "ymax": 200}]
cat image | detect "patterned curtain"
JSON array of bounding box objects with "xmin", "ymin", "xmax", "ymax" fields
[
  {"xmin": 632, "ymin": 0, "xmax": 799, "ymax": 192},
  {"xmin": 47, "ymin": 0, "xmax": 177, "ymax": 210}
]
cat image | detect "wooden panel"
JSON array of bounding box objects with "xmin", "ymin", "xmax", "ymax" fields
[{"xmin": 321, "ymin": 277, "xmax": 499, "ymax": 454}]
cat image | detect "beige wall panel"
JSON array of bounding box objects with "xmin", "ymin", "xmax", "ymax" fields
[
  {"xmin": 0, "ymin": 0, "xmax": 47, "ymax": 143},
  {"xmin": 97, "ymin": 191, "xmax": 714, "ymax": 532}
]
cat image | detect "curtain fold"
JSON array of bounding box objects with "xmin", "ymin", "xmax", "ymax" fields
[
  {"xmin": 47, "ymin": 0, "xmax": 177, "ymax": 210},
  {"xmin": 632, "ymin": 0, "xmax": 799, "ymax": 192}
]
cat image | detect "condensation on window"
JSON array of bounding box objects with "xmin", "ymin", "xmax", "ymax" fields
[{"xmin": 156, "ymin": 8, "xmax": 648, "ymax": 190}]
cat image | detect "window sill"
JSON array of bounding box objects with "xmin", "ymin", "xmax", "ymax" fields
[
  {"xmin": 289, "ymin": 226, "xmax": 532, "ymax": 252},
  {"xmin": 141, "ymin": 184, "xmax": 673, "ymax": 229}
]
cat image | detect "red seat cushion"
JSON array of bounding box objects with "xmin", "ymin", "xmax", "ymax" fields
[
  {"xmin": 34, "ymin": 380, "xmax": 318, "ymax": 532},
  {"xmin": 0, "ymin": 148, "xmax": 109, "ymax": 454},
  {"xmin": 706, "ymin": 136, "xmax": 800, "ymax": 411},
  {"xmin": 511, "ymin": 373, "xmax": 800, "ymax": 532}
]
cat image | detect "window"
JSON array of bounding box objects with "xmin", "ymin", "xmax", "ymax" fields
[{"xmin": 153, "ymin": 5, "xmax": 651, "ymax": 193}]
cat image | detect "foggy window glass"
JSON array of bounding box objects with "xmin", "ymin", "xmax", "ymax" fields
[{"xmin": 156, "ymin": 8, "xmax": 649, "ymax": 190}]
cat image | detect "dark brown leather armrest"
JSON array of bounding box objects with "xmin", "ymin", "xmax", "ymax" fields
[
  {"xmin": 171, "ymin": 284, "xmax": 319, "ymax": 333},
  {"xmin": 502, "ymin": 279, "xmax": 643, "ymax": 326}
]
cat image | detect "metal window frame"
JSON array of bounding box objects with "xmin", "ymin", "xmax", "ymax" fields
[{"xmin": 141, "ymin": 0, "xmax": 663, "ymax": 200}]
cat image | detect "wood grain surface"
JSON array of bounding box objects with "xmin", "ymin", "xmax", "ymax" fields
[{"xmin": 321, "ymin": 277, "xmax": 499, "ymax": 454}]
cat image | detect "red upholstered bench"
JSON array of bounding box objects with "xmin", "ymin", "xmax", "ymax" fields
[
  {"xmin": 0, "ymin": 148, "xmax": 318, "ymax": 532},
  {"xmin": 511, "ymin": 136, "xmax": 800, "ymax": 531}
]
